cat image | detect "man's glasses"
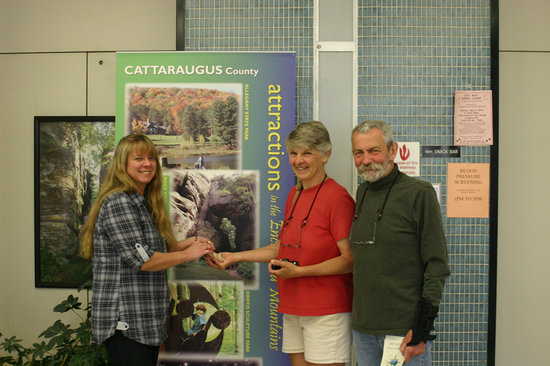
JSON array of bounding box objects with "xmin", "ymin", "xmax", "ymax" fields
[{"xmin": 351, "ymin": 171, "xmax": 402, "ymax": 247}]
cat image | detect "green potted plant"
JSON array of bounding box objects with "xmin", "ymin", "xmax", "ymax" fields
[{"xmin": 0, "ymin": 283, "xmax": 109, "ymax": 365}]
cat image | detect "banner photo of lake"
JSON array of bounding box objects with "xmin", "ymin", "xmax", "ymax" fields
[{"xmin": 116, "ymin": 52, "xmax": 296, "ymax": 366}]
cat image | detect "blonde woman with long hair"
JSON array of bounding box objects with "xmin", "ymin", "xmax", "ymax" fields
[{"xmin": 80, "ymin": 133, "xmax": 213, "ymax": 365}]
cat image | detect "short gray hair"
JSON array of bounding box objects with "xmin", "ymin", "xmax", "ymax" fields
[
  {"xmin": 352, "ymin": 120, "xmax": 394, "ymax": 148},
  {"xmin": 286, "ymin": 120, "xmax": 332, "ymax": 154}
]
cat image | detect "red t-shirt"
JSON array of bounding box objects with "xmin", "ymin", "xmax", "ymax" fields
[{"xmin": 277, "ymin": 178, "xmax": 355, "ymax": 316}]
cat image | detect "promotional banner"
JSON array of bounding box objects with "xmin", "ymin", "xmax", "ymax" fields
[{"xmin": 116, "ymin": 52, "xmax": 296, "ymax": 365}]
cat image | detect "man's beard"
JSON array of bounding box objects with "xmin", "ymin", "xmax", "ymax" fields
[{"xmin": 357, "ymin": 157, "xmax": 392, "ymax": 183}]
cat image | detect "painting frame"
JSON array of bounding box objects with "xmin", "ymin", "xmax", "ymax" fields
[{"xmin": 34, "ymin": 116, "xmax": 115, "ymax": 288}]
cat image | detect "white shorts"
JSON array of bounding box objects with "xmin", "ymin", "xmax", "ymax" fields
[{"xmin": 282, "ymin": 312, "xmax": 352, "ymax": 364}]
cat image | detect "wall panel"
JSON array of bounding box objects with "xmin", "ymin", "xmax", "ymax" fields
[
  {"xmin": 0, "ymin": 53, "xmax": 87, "ymax": 343},
  {"xmin": 496, "ymin": 51, "xmax": 550, "ymax": 365},
  {"xmin": 0, "ymin": 0, "xmax": 175, "ymax": 53}
]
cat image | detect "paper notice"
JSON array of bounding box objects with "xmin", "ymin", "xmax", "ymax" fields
[
  {"xmin": 446, "ymin": 163, "xmax": 490, "ymax": 218},
  {"xmin": 395, "ymin": 142, "xmax": 420, "ymax": 177},
  {"xmin": 380, "ymin": 335, "xmax": 405, "ymax": 366},
  {"xmin": 453, "ymin": 90, "xmax": 493, "ymax": 146}
]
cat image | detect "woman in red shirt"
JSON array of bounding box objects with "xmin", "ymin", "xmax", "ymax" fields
[{"xmin": 207, "ymin": 121, "xmax": 355, "ymax": 366}]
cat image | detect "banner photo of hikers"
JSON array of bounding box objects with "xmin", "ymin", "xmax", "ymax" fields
[{"xmin": 116, "ymin": 52, "xmax": 296, "ymax": 366}]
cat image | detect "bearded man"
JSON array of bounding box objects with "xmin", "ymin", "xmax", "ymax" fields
[{"xmin": 349, "ymin": 120, "xmax": 450, "ymax": 366}]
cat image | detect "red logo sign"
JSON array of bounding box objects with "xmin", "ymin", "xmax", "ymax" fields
[{"xmin": 399, "ymin": 144, "xmax": 410, "ymax": 161}]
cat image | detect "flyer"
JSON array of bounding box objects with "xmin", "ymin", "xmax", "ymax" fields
[
  {"xmin": 380, "ymin": 336, "xmax": 405, "ymax": 366},
  {"xmin": 395, "ymin": 142, "xmax": 420, "ymax": 177},
  {"xmin": 447, "ymin": 163, "xmax": 490, "ymax": 218},
  {"xmin": 453, "ymin": 90, "xmax": 493, "ymax": 146}
]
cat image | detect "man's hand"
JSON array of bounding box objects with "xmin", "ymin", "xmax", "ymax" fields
[{"xmin": 400, "ymin": 329, "xmax": 426, "ymax": 363}]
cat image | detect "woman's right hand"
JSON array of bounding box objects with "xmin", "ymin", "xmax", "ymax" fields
[
  {"xmin": 174, "ymin": 236, "xmax": 212, "ymax": 251},
  {"xmin": 205, "ymin": 252, "xmax": 235, "ymax": 269},
  {"xmin": 182, "ymin": 240, "xmax": 214, "ymax": 262}
]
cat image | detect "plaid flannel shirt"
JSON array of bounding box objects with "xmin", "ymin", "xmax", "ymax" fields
[{"xmin": 91, "ymin": 192, "xmax": 169, "ymax": 346}]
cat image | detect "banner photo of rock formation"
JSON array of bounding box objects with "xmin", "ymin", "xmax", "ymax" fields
[{"xmin": 166, "ymin": 169, "xmax": 259, "ymax": 288}]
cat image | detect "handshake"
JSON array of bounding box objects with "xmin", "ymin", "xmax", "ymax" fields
[{"xmin": 208, "ymin": 252, "xmax": 225, "ymax": 262}]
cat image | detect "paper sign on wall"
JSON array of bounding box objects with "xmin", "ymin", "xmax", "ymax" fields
[
  {"xmin": 453, "ymin": 90, "xmax": 493, "ymax": 146},
  {"xmin": 395, "ymin": 142, "xmax": 420, "ymax": 177},
  {"xmin": 447, "ymin": 163, "xmax": 490, "ymax": 218}
]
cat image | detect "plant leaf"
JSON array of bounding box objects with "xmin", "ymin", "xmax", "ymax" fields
[
  {"xmin": 30, "ymin": 341, "xmax": 52, "ymax": 361},
  {"xmin": 53, "ymin": 295, "xmax": 82, "ymax": 313}
]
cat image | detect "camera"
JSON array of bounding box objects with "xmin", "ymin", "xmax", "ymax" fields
[{"xmin": 272, "ymin": 258, "xmax": 299, "ymax": 270}]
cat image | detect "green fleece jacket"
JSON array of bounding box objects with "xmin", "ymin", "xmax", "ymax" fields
[{"xmin": 350, "ymin": 165, "xmax": 450, "ymax": 336}]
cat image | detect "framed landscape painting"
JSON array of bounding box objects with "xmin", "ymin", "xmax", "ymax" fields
[{"xmin": 34, "ymin": 116, "xmax": 115, "ymax": 288}]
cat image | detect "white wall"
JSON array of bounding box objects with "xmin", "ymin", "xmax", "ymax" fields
[
  {"xmin": 496, "ymin": 0, "xmax": 550, "ymax": 364},
  {"xmin": 0, "ymin": 0, "xmax": 176, "ymax": 346}
]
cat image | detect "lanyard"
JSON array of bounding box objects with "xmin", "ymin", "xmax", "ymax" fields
[
  {"xmin": 286, "ymin": 174, "xmax": 327, "ymax": 228},
  {"xmin": 353, "ymin": 171, "xmax": 401, "ymax": 222}
]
